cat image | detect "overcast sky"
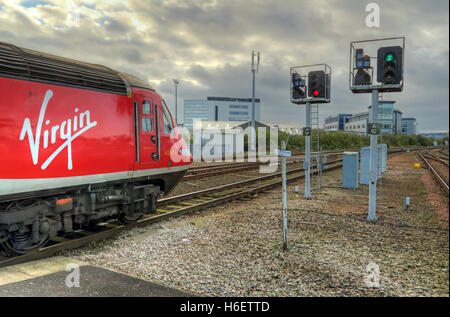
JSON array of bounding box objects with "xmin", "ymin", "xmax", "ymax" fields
[{"xmin": 0, "ymin": 0, "xmax": 448, "ymax": 132}]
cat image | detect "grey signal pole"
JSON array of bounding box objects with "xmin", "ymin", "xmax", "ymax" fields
[
  {"xmin": 281, "ymin": 140, "xmax": 288, "ymax": 251},
  {"xmin": 368, "ymin": 89, "xmax": 379, "ymax": 221},
  {"xmin": 304, "ymin": 101, "xmax": 312, "ymax": 199}
]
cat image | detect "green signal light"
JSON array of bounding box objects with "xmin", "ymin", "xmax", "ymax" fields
[{"xmin": 385, "ymin": 53, "xmax": 394, "ymax": 62}]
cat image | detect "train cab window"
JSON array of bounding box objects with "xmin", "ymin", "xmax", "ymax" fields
[
  {"xmin": 142, "ymin": 100, "xmax": 152, "ymax": 132},
  {"xmin": 161, "ymin": 100, "xmax": 174, "ymax": 134},
  {"xmin": 142, "ymin": 118, "xmax": 152, "ymax": 132},
  {"xmin": 143, "ymin": 101, "xmax": 151, "ymax": 114}
]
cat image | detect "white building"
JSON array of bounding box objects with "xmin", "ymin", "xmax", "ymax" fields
[
  {"xmin": 323, "ymin": 114, "xmax": 352, "ymax": 133},
  {"xmin": 323, "ymin": 116, "xmax": 340, "ymax": 133},
  {"xmin": 183, "ymin": 97, "xmax": 261, "ymax": 129},
  {"xmin": 344, "ymin": 112, "xmax": 368, "ymax": 136},
  {"xmin": 272, "ymin": 124, "xmax": 304, "ymax": 135}
]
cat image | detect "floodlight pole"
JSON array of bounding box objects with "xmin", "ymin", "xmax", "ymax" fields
[
  {"xmin": 250, "ymin": 51, "xmax": 259, "ymax": 152},
  {"xmin": 368, "ymin": 89, "xmax": 379, "ymax": 221},
  {"xmin": 173, "ymin": 79, "xmax": 179, "ymax": 125},
  {"xmin": 251, "ymin": 66, "xmax": 256, "ymax": 151},
  {"xmin": 304, "ymin": 101, "xmax": 312, "ymax": 199}
]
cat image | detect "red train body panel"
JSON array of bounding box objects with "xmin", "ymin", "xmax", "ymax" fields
[{"xmin": 0, "ymin": 77, "xmax": 191, "ymax": 201}]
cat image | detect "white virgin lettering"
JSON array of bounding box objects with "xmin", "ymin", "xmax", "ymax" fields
[{"xmin": 19, "ymin": 90, "xmax": 98, "ymax": 170}]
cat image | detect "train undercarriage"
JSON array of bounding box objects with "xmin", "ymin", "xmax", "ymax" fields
[{"xmin": 0, "ymin": 182, "xmax": 161, "ymax": 255}]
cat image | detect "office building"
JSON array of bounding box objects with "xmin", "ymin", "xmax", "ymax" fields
[
  {"xmin": 401, "ymin": 118, "xmax": 417, "ymax": 135},
  {"xmin": 183, "ymin": 96, "xmax": 261, "ymax": 129},
  {"xmin": 327, "ymin": 100, "xmax": 409, "ymax": 136},
  {"xmin": 344, "ymin": 112, "xmax": 369, "ymax": 135},
  {"xmin": 324, "ymin": 114, "xmax": 352, "ymax": 132},
  {"xmin": 370, "ymin": 101, "xmax": 402, "ymax": 135}
]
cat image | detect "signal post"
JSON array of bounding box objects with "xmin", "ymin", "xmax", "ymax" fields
[
  {"xmin": 304, "ymin": 102, "xmax": 312, "ymax": 199},
  {"xmin": 349, "ymin": 37, "xmax": 405, "ymax": 221},
  {"xmin": 290, "ymin": 64, "xmax": 331, "ymax": 199},
  {"xmin": 368, "ymin": 89, "xmax": 379, "ymax": 220}
]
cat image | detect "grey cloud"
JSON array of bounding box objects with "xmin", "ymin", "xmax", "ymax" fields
[
  {"xmin": 0, "ymin": 0, "xmax": 448, "ymax": 132},
  {"xmin": 98, "ymin": 17, "xmax": 130, "ymax": 34}
]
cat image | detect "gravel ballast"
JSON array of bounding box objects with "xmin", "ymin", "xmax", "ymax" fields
[{"xmin": 67, "ymin": 153, "xmax": 449, "ymax": 297}]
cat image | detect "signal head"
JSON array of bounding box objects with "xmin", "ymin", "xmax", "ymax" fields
[
  {"xmin": 385, "ymin": 53, "xmax": 394, "ymax": 62},
  {"xmin": 308, "ymin": 70, "xmax": 326, "ymax": 99},
  {"xmin": 377, "ymin": 46, "xmax": 403, "ymax": 84},
  {"xmin": 291, "ymin": 72, "xmax": 306, "ymax": 99}
]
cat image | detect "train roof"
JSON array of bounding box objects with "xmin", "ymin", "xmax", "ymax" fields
[{"xmin": 0, "ymin": 42, "xmax": 155, "ymax": 95}]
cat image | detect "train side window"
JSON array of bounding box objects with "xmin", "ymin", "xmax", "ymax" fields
[
  {"xmin": 143, "ymin": 101, "xmax": 151, "ymax": 114},
  {"xmin": 142, "ymin": 118, "xmax": 152, "ymax": 132},
  {"xmin": 161, "ymin": 100, "xmax": 174, "ymax": 134}
]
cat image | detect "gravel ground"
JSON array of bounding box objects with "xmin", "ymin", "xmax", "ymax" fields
[{"xmin": 66, "ymin": 153, "xmax": 449, "ymax": 297}]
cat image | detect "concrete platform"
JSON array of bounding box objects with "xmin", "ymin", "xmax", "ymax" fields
[{"xmin": 0, "ymin": 256, "xmax": 192, "ymax": 297}]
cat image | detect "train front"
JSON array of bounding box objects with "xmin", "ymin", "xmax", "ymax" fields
[{"xmin": 164, "ymin": 116, "xmax": 193, "ymax": 194}]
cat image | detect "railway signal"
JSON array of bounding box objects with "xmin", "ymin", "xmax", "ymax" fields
[
  {"xmin": 308, "ymin": 70, "xmax": 326, "ymax": 98},
  {"xmin": 377, "ymin": 46, "xmax": 403, "ymax": 84},
  {"xmin": 355, "ymin": 49, "xmax": 371, "ymax": 69},
  {"xmin": 290, "ymin": 64, "xmax": 331, "ymax": 200},
  {"xmin": 349, "ymin": 37, "xmax": 405, "ymax": 222},
  {"xmin": 291, "ymin": 72, "xmax": 306, "ymax": 99},
  {"xmin": 354, "ymin": 49, "xmax": 372, "ymax": 85},
  {"xmin": 354, "ymin": 69, "xmax": 372, "ymax": 85}
]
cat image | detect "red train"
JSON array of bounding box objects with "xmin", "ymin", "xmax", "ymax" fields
[{"xmin": 0, "ymin": 42, "xmax": 192, "ymax": 254}]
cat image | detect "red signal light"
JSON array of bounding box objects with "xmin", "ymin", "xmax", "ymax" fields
[{"xmin": 313, "ymin": 90, "xmax": 319, "ymax": 97}]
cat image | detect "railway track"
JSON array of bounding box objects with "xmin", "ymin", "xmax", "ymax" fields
[
  {"xmin": 0, "ymin": 158, "xmax": 343, "ymax": 267},
  {"xmin": 183, "ymin": 151, "xmax": 343, "ymax": 180},
  {"xmin": 438, "ymin": 148, "xmax": 449, "ymax": 157},
  {"xmin": 183, "ymin": 157, "xmax": 306, "ymax": 180},
  {"xmin": 0, "ymin": 148, "xmax": 411, "ymax": 268},
  {"xmin": 418, "ymin": 152, "xmax": 449, "ymax": 195},
  {"xmin": 422, "ymin": 151, "xmax": 449, "ymax": 167},
  {"xmin": 434, "ymin": 148, "xmax": 449, "ymax": 162}
]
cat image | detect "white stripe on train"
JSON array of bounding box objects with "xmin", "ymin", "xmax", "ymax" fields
[{"xmin": 0, "ymin": 164, "xmax": 190, "ymax": 196}]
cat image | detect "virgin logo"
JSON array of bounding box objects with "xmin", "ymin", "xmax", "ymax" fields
[{"xmin": 19, "ymin": 89, "xmax": 98, "ymax": 170}]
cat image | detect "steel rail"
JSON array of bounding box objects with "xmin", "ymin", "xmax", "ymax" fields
[
  {"xmin": 423, "ymin": 152, "xmax": 449, "ymax": 167},
  {"xmin": 418, "ymin": 152, "xmax": 449, "ymax": 195},
  {"xmin": 183, "ymin": 157, "xmax": 308, "ymax": 180},
  {"xmin": 185, "ymin": 149, "xmax": 366, "ymax": 173},
  {"xmin": 163, "ymin": 158, "xmax": 343, "ymax": 205}
]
